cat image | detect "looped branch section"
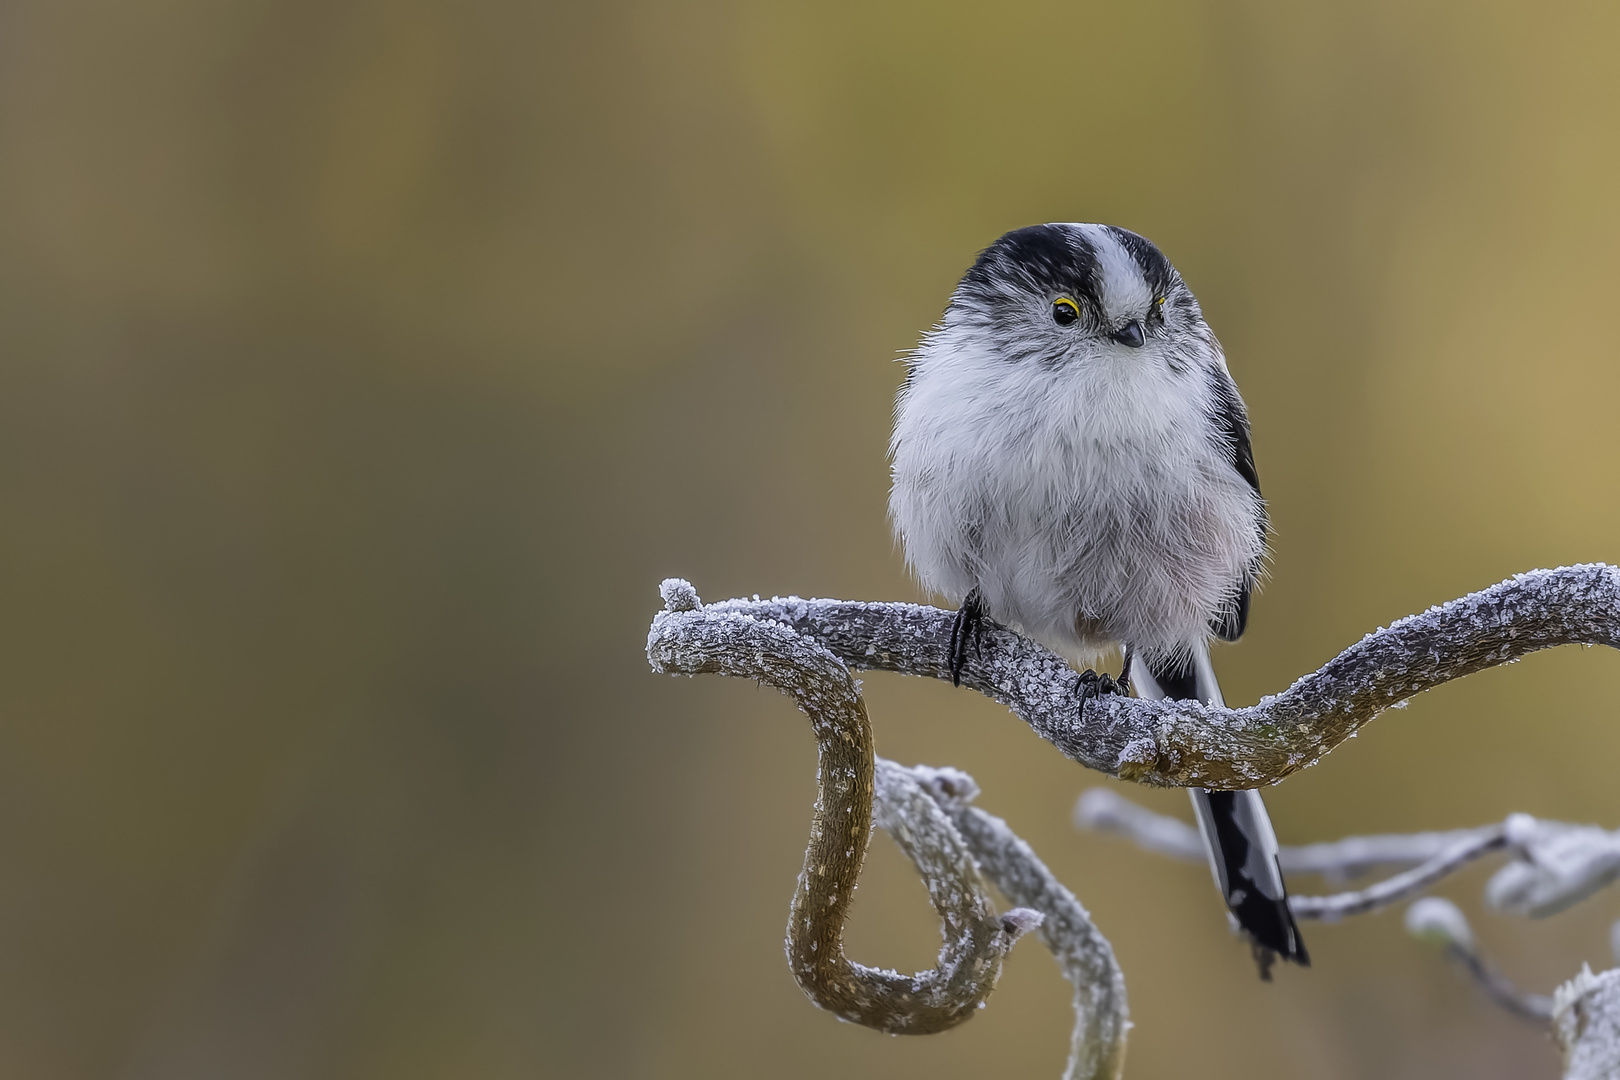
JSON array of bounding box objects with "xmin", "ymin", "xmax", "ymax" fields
[{"xmin": 647, "ymin": 582, "xmax": 1040, "ymax": 1034}]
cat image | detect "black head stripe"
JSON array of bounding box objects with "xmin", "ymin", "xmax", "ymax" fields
[
  {"xmin": 1104, "ymin": 225, "xmax": 1175, "ymax": 299},
  {"xmin": 956, "ymin": 225, "xmax": 1103, "ymax": 321}
]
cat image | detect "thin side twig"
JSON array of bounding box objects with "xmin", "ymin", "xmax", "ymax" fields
[
  {"xmin": 1075, "ymin": 787, "xmax": 1497, "ymax": 879},
  {"xmin": 1487, "ymin": 815, "xmax": 1620, "ymax": 918},
  {"xmin": 1075, "ymin": 787, "xmax": 1511, "ymax": 916},
  {"xmin": 1291, "ymin": 832, "xmax": 1510, "ymax": 920},
  {"xmin": 1407, "ymin": 899, "xmax": 1554, "ymax": 1022},
  {"xmin": 1075, "ymin": 791, "xmax": 1620, "ymax": 919},
  {"xmin": 1452, "ymin": 946, "xmax": 1556, "ymax": 1022}
]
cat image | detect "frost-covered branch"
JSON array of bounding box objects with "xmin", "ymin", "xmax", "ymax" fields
[
  {"xmin": 1405, "ymin": 899, "xmax": 1553, "ymax": 1022},
  {"xmin": 869, "ymin": 758, "xmax": 1046, "ymax": 1030},
  {"xmin": 1290, "ymin": 832, "xmax": 1510, "ymax": 920},
  {"xmin": 665, "ymin": 564, "xmax": 1620, "ymax": 788},
  {"xmin": 645, "ymin": 567, "xmax": 1620, "ymax": 1073},
  {"xmin": 1083, "ymin": 786, "xmax": 1620, "ymax": 1076},
  {"xmin": 1073, "ymin": 794, "xmax": 1507, "ymax": 920},
  {"xmin": 1075, "ymin": 788, "xmax": 1509, "ymax": 917},
  {"xmin": 644, "ymin": 582, "xmax": 1088, "ymax": 1049},
  {"xmin": 1075, "ymin": 790, "xmax": 1620, "ymax": 920},
  {"xmin": 649, "ymin": 580, "xmax": 1127, "ymax": 1072},
  {"xmin": 648, "ymin": 580, "xmax": 1035, "ymax": 1033},
  {"xmin": 1407, "ymin": 903, "xmax": 1620, "ymax": 1078},
  {"xmin": 1487, "ymin": 815, "xmax": 1620, "ymax": 918},
  {"xmin": 1555, "ymin": 966, "xmax": 1620, "ymax": 1080},
  {"xmin": 907, "ymin": 764, "xmax": 1129, "ymax": 1080},
  {"xmin": 1075, "ymin": 787, "xmax": 1497, "ymax": 881}
]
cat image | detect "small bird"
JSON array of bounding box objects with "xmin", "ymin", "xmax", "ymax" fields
[{"xmin": 889, "ymin": 222, "xmax": 1308, "ymax": 974}]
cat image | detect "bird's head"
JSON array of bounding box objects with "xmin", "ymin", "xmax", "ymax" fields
[{"xmin": 928, "ymin": 223, "xmax": 1211, "ymax": 373}]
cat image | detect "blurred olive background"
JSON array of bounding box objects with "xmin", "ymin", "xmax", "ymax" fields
[{"xmin": 0, "ymin": 1, "xmax": 1618, "ymax": 1078}]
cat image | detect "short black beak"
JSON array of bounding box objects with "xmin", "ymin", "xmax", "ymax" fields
[{"xmin": 1110, "ymin": 321, "xmax": 1145, "ymax": 348}]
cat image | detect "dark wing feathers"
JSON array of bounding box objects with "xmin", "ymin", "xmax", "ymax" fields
[{"xmin": 1208, "ymin": 368, "xmax": 1264, "ymax": 642}]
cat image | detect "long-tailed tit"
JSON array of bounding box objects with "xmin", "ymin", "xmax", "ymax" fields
[{"xmin": 890, "ymin": 223, "xmax": 1308, "ymax": 973}]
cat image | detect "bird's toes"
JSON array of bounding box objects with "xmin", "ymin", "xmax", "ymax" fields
[
  {"xmin": 1076, "ymin": 669, "xmax": 1100, "ymax": 701},
  {"xmin": 1095, "ymin": 672, "xmax": 1130, "ymax": 697}
]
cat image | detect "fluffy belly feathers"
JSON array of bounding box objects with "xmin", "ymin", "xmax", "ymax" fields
[{"xmin": 891, "ymin": 369, "xmax": 1260, "ymax": 665}]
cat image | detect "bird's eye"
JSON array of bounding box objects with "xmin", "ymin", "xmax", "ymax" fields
[
  {"xmin": 1052, "ymin": 297, "xmax": 1080, "ymax": 326},
  {"xmin": 1147, "ymin": 296, "xmax": 1166, "ymax": 325}
]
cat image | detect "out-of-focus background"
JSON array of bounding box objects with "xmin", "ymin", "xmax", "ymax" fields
[{"xmin": 0, "ymin": 1, "xmax": 1618, "ymax": 1077}]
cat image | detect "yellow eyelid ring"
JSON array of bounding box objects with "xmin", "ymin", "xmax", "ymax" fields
[{"xmin": 1053, "ymin": 297, "xmax": 1081, "ymax": 319}]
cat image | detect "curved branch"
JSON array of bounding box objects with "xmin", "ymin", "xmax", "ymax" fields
[
  {"xmin": 1075, "ymin": 790, "xmax": 1620, "ymax": 924},
  {"xmin": 646, "ymin": 580, "xmax": 1034, "ymax": 1034},
  {"xmin": 1291, "ymin": 832, "xmax": 1510, "ymax": 920},
  {"xmin": 670, "ymin": 563, "xmax": 1620, "ymax": 788},
  {"xmin": 1406, "ymin": 898, "xmax": 1554, "ymax": 1022},
  {"xmin": 907, "ymin": 765, "xmax": 1129, "ymax": 1080},
  {"xmin": 1284, "ymin": 827, "xmax": 1502, "ymax": 882},
  {"xmin": 1487, "ymin": 815, "xmax": 1620, "ymax": 918},
  {"xmin": 1076, "ymin": 787, "xmax": 1503, "ymax": 881},
  {"xmin": 870, "ymin": 759, "xmax": 1045, "ymax": 1031},
  {"xmin": 1406, "ymin": 901, "xmax": 1620, "ymax": 1079},
  {"xmin": 1074, "ymin": 786, "xmax": 1511, "ymax": 920}
]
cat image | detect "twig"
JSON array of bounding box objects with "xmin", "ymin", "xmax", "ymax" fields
[
  {"xmin": 665, "ymin": 564, "xmax": 1620, "ymax": 788},
  {"xmin": 1285, "ymin": 828, "xmax": 1503, "ymax": 883},
  {"xmin": 1487, "ymin": 815, "xmax": 1620, "ymax": 918},
  {"xmin": 907, "ymin": 765, "xmax": 1130, "ymax": 1080},
  {"xmin": 1454, "ymin": 947, "xmax": 1556, "ymax": 1022},
  {"xmin": 1075, "ymin": 787, "xmax": 1512, "ymax": 917},
  {"xmin": 1074, "ymin": 787, "xmax": 1498, "ymax": 879},
  {"xmin": 1406, "ymin": 902, "xmax": 1620, "ymax": 1079},
  {"xmin": 1076, "ymin": 790, "xmax": 1620, "ymax": 923},
  {"xmin": 1072, "ymin": 789, "xmax": 1205, "ymax": 863},
  {"xmin": 1406, "ymin": 899, "xmax": 1554, "ymax": 1022},
  {"xmin": 1290, "ymin": 832, "xmax": 1510, "ymax": 920}
]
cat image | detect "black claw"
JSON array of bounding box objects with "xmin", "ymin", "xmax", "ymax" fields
[
  {"xmin": 1076, "ymin": 662, "xmax": 1133, "ymax": 721},
  {"xmin": 949, "ymin": 590, "xmax": 985, "ymax": 687},
  {"xmin": 1076, "ymin": 670, "xmax": 1099, "ymax": 722}
]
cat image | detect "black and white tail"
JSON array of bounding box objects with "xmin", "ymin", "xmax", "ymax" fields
[{"xmin": 1131, "ymin": 643, "xmax": 1309, "ymax": 977}]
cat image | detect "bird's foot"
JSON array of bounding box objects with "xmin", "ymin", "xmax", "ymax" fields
[
  {"xmin": 1075, "ymin": 664, "xmax": 1132, "ymax": 721},
  {"xmin": 1076, "ymin": 669, "xmax": 1129, "ymax": 700},
  {"xmin": 948, "ymin": 590, "xmax": 986, "ymax": 687}
]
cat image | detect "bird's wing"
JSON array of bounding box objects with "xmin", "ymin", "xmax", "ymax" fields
[{"xmin": 1208, "ymin": 368, "xmax": 1264, "ymax": 642}]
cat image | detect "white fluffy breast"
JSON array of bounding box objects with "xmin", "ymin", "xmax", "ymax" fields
[{"xmin": 890, "ymin": 333, "xmax": 1263, "ymax": 666}]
